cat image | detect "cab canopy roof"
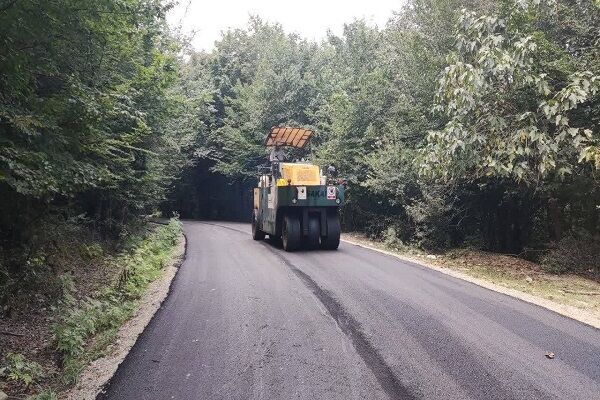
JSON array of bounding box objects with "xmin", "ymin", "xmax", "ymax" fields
[{"xmin": 265, "ymin": 126, "xmax": 313, "ymax": 149}]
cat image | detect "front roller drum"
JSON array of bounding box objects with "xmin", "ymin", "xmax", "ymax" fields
[
  {"xmin": 321, "ymin": 213, "xmax": 340, "ymax": 250},
  {"xmin": 282, "ymin": 214, "xmax": 301, "ymax": 252},
  {"xmin": 252, "ymin": 210, "xmax": 265, "ymax": 240}
]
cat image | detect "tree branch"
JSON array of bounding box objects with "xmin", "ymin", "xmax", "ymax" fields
[{"xmin": 0, "ymin": 0, "xmax": 19, "ymax": 13}]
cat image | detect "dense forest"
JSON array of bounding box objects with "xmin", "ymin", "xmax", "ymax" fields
[
  {"xmin": 169, "ymin": 0, "xmax": 600, "ymax": 269},
  {"xmin": 1, "ymin": 0, "xmax": 599, "ymax": 313}
]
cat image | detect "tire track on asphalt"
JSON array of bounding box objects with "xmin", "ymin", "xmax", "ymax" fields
[
  {"xmin": 262, "ymin": 242, "xmax": 418, "ymax": 400},
  {"xmin": 196, "ymin": 221, "xmax": 250, "ymax": 235}
]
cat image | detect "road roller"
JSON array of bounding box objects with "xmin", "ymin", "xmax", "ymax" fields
[{"xmin": 252, "ymin": 126, "xmax": 345, "ymax": 251}]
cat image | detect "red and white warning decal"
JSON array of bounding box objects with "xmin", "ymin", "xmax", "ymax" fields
[{"xmin": 327, "ymin": 186, "xmax": 336, "ymax": 200}]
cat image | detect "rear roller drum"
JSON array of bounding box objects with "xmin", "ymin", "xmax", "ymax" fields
[
  {"xmin": 305, "ymin": 215, "xmax": 320, "ymax": 249},
  {"xmin": 321, "ymin": 213, "xmax": 340, "ymax": 250},
  {"xmin": 282, "ymin": 214, "xmax": 301, "ymax": 252}
]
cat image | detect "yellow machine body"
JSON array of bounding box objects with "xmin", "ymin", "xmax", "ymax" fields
[{"xmin": 278, "ymin": 163, "xmax": 320, "ymax": 186}]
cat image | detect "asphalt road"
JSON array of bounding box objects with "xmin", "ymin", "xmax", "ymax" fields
[{"xmin": 98, "ymin": 221, "xmax": 600, "ymax": 400}]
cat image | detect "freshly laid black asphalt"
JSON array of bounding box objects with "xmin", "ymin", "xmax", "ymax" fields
[{"xmin": 98, "ymin": 221, "xmax": 600, "ymax": 400}]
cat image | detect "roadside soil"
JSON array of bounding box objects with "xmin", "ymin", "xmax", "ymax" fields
[
  {"xmin": 342, "ymin": 233, "xmax": 600, "ymax": 329},
  {"xmin": 0, "ymin": 232, "xmax": 185, "ymax": 399},
  {"xmin": 0, "ymin": 250, "xmax": 118, "ymax": 398}
]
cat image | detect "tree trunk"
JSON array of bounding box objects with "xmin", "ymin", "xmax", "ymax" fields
[{"xmin": 547, "ymin": 197, "xmax": 562, "ymax": 241}]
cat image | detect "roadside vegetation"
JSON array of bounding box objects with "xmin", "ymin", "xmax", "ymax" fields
[
  {"xmin": 0, "ymin": 218, "xmax": 182, "ymax": 398},
  {"xmin": 0, "ymin": 1, "xmax": 191, "ymax": 396},
  {"xmin": 0, "ymin": 0, "xmax": 196, "ymax": 315}
]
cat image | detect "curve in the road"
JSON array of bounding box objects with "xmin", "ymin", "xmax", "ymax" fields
[{"xmin": 98, "ymin": 221, "xmax": 600, "ymax": 400}]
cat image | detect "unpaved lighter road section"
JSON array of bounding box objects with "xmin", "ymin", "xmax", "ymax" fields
[{"xmin": 99, "ymin": 221, "xmax": 600, "ymax": 400}]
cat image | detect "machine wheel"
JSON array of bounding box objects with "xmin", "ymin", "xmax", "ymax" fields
[
  {"xmin": 252, "ymin": 210, "xmax": 265, "ymax": 240},
  {"xmin": 268, "ymin": 234, "xmax": 282, "ymax": 248},
  {"xmin": 321, "ymin": 213, "xmax": 340, "ymax": 250},
  {"xmin": 282, "ymin": 214, "xmax": 301, "ymax": 252},
  {"xmin": 305, "ymin": 215, "xmax": 320, "ymax": 249}
]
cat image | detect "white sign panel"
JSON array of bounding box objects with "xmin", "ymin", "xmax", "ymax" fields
[{"xmin": 297, "ymin": 186, "xmax": 307, "ymax": 200}]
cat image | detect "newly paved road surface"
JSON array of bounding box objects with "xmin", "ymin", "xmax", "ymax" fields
[{"xmin": 99, "ymin": 221, "xmax": 600, "ymax": 400}]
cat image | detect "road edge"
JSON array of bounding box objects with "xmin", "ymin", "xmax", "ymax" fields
[
  {"xmin": 341, "ymin": 238, "xmax": 600, "ymax": 330},
  {"xmin": 65, "ymin": 233, "xmax": 187, "ymax": 400}
]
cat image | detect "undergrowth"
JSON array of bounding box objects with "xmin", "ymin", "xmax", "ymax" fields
[
  {"xmin": 0, "ymin": 353, "xmax": 58, "ymax": 399},
  {"xmin": 0, "ymin": 352, "xmax": 45, "ymax": 387},
  {"xmin": 0, "ymin": 218, "xmax": 182, "ymax": 398},
  {"xmin": 52, "ymin": 218, "xmax": 182, "ymax": 386},
  {"xmin": 540, "ymin": 231, "xmax": 600, "ymax": 276},
  {"xmin": 0, "ymin": 213, "xmax": 110, "ymax": 319}
]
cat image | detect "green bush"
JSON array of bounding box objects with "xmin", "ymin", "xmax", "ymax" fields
[
  {"xmin": 0, "ymin": 214, "xmax": 109, "ymax": 318},
  {"xmin": 382, "ymin": 226, "xmax": 406, "ymax": 251},
  {"xmin": 406, "ymin": 192, "xmax": 456, "ymax": 251},
  {"xmin": 0, "ymin": 352, "xmax": 45, "ymax": 387},
  {"xmin": 541, "ymin": 232, "xmax": 600, "ymax": 275}
]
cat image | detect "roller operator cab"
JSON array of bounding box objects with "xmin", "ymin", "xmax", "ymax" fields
[{"xmin": 252, "ymin": 127, "xmax": 345, "ymax": 251}]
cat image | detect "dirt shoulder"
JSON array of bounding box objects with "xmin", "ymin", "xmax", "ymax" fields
[
  {"xmin": 342, "ymin": 233, "xmax": 600, "ymax": 329},
  {"xmin": 65, "ymin": 235, "xmax": 185, "ymax": 400}
]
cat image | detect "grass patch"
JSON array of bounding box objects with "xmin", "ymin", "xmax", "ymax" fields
[{"xmin": 52, "ymin": 218, "xmax": 182, "ymax": 387}]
